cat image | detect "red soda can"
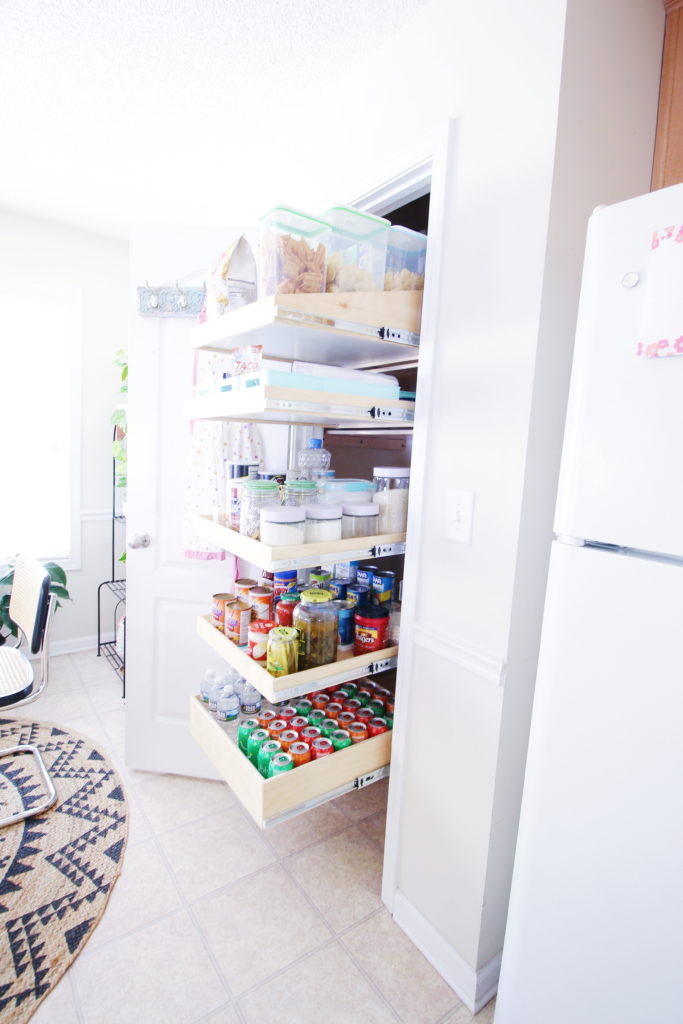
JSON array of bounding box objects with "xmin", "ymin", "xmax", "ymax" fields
[
  {"xmin": 368, "ymin": 717, "xmax": 389, "ymax": 737},
  {"xmin": 290, "ymin": 716, "xmax": 309, "ymax": 736},
  {"xmin": 330, "ymin": 690, "xmax": 347, "ymax": 704},
  {"xmin": 278, "ymin": 706, "xmax": 298, "ymax": 722},
  {"xmin": 311, "ymin": 737, "xmax": 334, "ymax": 759},
  {"xmin": 343, "ymin": 697, "xmax": 363, "ymax": 716},
  {"xmin": 301, "ymin": 726, "xmax": 321, "ymax": 744},
  {"xmin": 356, "ymin": 707, "xmax": 375, "ymax": 724},
  {"xmin": 289, "ymin": 741, "xmax": 311, "ymax": 767}
]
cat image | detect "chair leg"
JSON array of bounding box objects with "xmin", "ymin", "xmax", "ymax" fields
[{"xmin": 0, "ymin": 744, "xmax": 58, "ymax": 827}]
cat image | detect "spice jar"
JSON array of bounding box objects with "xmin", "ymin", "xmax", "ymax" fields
[
  {"xmin": 342, "ymin": 503, "xmax": 380, "ymax": 539},
  {"xmin": 304, "ymin": 504, "xmax": 343, "ymax": 543},
  {"xmin": 240, "ymin": 479, "xmax": 280, "ymax": 539},
  {"xmin": 292, "ymin": 589, "xmax": 338, "ymax": 670},
  {"xmin": 260, "ymin": 506, "xmax": 305, "ymax": 546},
  {"xmin": 372, "ymin": 467, "xmax": 410, "ymax": 533}
]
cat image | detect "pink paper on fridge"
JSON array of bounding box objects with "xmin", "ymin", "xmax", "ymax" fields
[{"xmin": 636, "ymin": 223, "xmax": 683, "ymax": 358}]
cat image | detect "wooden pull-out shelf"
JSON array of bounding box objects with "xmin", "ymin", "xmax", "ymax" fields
[
  {"xmin": 190, "ymin": 696, "xmax": 392, "ymax": 829},
  {"xmin": 197, "ymin": 614, "xmax": 397, "ymax": 702},
  {"xmin": 193, "ymin": 514, "xmax": 406, "ymax": 571}
]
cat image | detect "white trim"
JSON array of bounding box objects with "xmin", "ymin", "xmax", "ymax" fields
[
  {"xmin": 392, "ymin": 889, "xmax": 501, "ymax": 1013},
  {"xmin": 351, "ymin": 156, "xmax": 433, "ymax": 217},
  {"xmin": 413, "ymin": 625, "xmax": 507, "ymax": 686},
  {"xmin": 80, "ymin": 509, "xmax": 112, "ymax": 523},
  {"xmin": 50, "ymin": 634, "xmax": 112, "ymax": 656}
]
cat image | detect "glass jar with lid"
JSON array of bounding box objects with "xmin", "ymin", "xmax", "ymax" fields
[
  {"xmin": 305, "ymin": 504, "xmax": 342, "ymax": 543},
  {"xmin": 239, "ymin": 479, "xmax": 280, "ymax": 539},
  {"xmin": 342, "ymin": 503, "xmax": 380, "ymax": 539},
  {"xmin": 260, "ymin": 506, "xmax": 305, "ymax": 546},
  {"xmin": 292, "ymin": 589, "xmax": 338, "ymax": 670},
  {"xmin": 372, "ymin": 467, "xmax": 410, "ymax": 533},
  {"xmin": 284, "ymin": 479, "xmax": 319, "ymax": 507}
]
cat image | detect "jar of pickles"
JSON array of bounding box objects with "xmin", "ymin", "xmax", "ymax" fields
[
  {"xmin": 292, "ymin": 589, "xmax": 338, "ymax": 670},
  {"xmin": 240, "ymin": 479, "xmax": 280, "ymax": 539}
]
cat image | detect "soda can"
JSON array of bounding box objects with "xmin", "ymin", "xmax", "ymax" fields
[
  {"xmin": 373, "ymin": 685, "xmax": 392, "ymax": 701},
  {"xmin": 237, "ymin": 717, "xmax": 260, "ymax": 754},
  {"xmin": 385, "ymin": 698, "xmax": 395, "ymax": 715},
  {"xmin": 368, "ymin": 717, "xmax": 389, "ymax": 737},
  {"xmin": 385, "ymin": 716, "xmax": 394, "ymax": 730},
  {"xmin": 212, "ymin": 592, "xmax": 235, "ymax": 631},
  {"xmin": 368, "ymin": 698, "xmax": 386, "ymax": 716},
  {"xmin": 326, "ymin": 702, "xmax": 343, "ymax": 722},
  {"xmin": 343, "ymin": 698, "xmax": 363, "ymax": 717},
  {"xmin": 295, "ymin": 698, "xmax": 314, "ymax": 718},
  {"xmin": 267, "ymin": 719, "xmax": 288, "ymax": 740},
  {"xmin": 307, "ymin": 709, "xmax": 326, "ymax": 728},
  {"xmin": 278, "ymin": 729, "xmax": 299, "ymax": 752},
  {"xmin": 356, "ymin": 688, "xmax": 374, "ymax": 706},
  {"xmin": 273, "ymin": 569, "xmax": 298, "ymax": 598},
  {"xmin": 328, "ymin": 578, "xmax": 348, "ymax": 601},
  {"xmin": 268, "ymin": 752, "xmax": 294, "ymax": 776},
  {"xmin": 250, "ymin": 586, "xmax": 274, "ymax": 622},
  {"xmin": 372, "ymin": 570, "xmax": 396, "ymax": 605},
  {"xmin": 278, "ymin": 705, "xmax": 297, "ymax": 722},
  {"xmin": 340, "ymin": 681, "xmax": 359, "ymax": 697},
  {"xmin": 356, "ymin": 707, "xmax": 375, "ymax": 724},
  {"xmin": 320, "ymin": 718, "xmax": 339, "ymax": 738},
  {"xmin": 346, "ymin": 585, "xmax": 370, "ymax": 608},
  {"xmin": 301, "ymin": 726, "xmax": 321, "ymax": 744},
  {"xmin": 330, "ymin": 690, "xmax": 347, "ymax": 704},
  {"xmin": 247, "ymin": 728, "xmax": 270, "ymax": 765},
  {"xmin": 311, "ymin": 737, "xmax": 334, "ymax": 760},
  {"xmin": 289, "ymin": 741, "xmax": 312, "ymax": 767},
  {"xmin": 331, "ymin": 729, "xmax": 352, "ymax": 751},
  {"xmin": 337, "ymin": 711, "xmax": 356, "ymax": 732},
  {"xmin": 313, "ymin": 693, "xmax": 331, "ymax": 711},
  {"xmin": 257, "ymin": 739, "xmax": 282, "ymax": 778},
  {"xmin": 348, "ymin": 722, "xmax": 368, "ymax": 743},
  {"xmin": 225, "ymin": 600, "xmax": 251, "ymax": 646},
  {"xmin": 356, "ymin": 565, "xmax": 379, "ymax": 589},
  {"xmin": 257, "ymin": 709, "xmax": 278, "ymax": 729},
  {"xmin": 290, "ymin": 716, "xmax": 309, "ymax": 736},
  {"xmin": 235, "ymin": 577, "xmax": 259, "ymax": 601}
]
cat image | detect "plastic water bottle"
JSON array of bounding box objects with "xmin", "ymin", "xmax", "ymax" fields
[
  {"xmin": 208, "ymin": 675, "xmax": 227, "ymax": 714},
  {"xmin": 200, "ymin": 669, "xmax": 216, "ymax": 703},
  {"xmin": 240, "ymin": 683, "xmax": 261, "ymax": 716},
  {"xmin": 216, "ymin": 684, "xmax": 240, "ymax": 722},
  {"xmin": 232, "ymin": 675, "xmax": 247, "ymax": 703},
  {"xmin": 296, "ymin": 438, "xmax": 331, "ymax": 481}
]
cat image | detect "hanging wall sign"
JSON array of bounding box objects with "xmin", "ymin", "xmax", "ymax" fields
[{"xmin": 636, "ymin": 223, "xmax": 683, "ymax": 358}]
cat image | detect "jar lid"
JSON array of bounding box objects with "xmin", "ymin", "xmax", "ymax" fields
[
  {"xmin": 287, "ymin": 480, "xmax": 318, "ymax": 491},
  {"xmin": 307, "ymin": 439, "xmax": 322, "ymax": 449},
  {"xmin": 305, "ymin": 504, "xmax": 343, "ymax": 519},
  {"xmin": 373, "ymin": 467, "xmax": 411, "ymax": 477},
  {"xmin": 342, "ymin": 504, "xmax": 379, "ymax": 516},
  {"xmin": 354, "ymin": 606, "xmax": 390, "ymax": 619},
  {"xmin": 280, "ymin": 592, "xmax": 301, "ymax": 603},
  {"xmin": 249, "ymin": 620, "xmax": 276, "ymax": 635},
  {"xmin": 322, "ymin": 478, "xmax": 373, "ymax": 491},
  {"xmin": 300, "ymin": 589, "xmax": 334, "ymax": 604},
  {"xmin": 269, "ymin": 626, "xmax": 298, "ymax": 641},
  {"xmin": 243, "ymin": 479, "xmax": 280, "ymax": 491},
  {"xmin": 261, "ymin": 506, "xmax": 305, "ymax": 523}
]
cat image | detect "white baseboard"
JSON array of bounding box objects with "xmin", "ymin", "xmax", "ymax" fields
[
  {"xmin": 50, "ymin": 634, "xmax": 112, "ymax": 657},
  {"xmin": 392, "ymin": 889, "xmax": 501, "ymax": 1013}
]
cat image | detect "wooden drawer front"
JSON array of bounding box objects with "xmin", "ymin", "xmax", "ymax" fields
[
  {"xmin": 197, "ymin": 614, "xmax": 398, "ymax": 702},
  {"xmin": 189, "ymin": 696, "xmax": 392, "ymax": 829}
]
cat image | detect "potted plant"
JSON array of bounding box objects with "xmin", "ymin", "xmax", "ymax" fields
[{"xmin": 0, "ymin": 559, "xmax": 71, "ymax": 645}]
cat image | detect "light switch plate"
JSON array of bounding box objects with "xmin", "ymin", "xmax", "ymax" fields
[{"xmin": 445, "ymin": 490, "xmax": 475, "ymax": 544}]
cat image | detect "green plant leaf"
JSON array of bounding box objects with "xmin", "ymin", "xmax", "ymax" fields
[
  {"xmin": 44, "ymin": 562, "xmax": 67, "ymax": 585},
  {"xmin": 112, "ymin": 440, "xmax": 127, "ymax": 459},
  {"xmin": 49, "ymin": 585, "xmax": 71, "ymax": 601},
  {"xmin": 118, "ymin": 551, "xmax": 127, "ymax": 563},
  {"xmin": 110, "ymin": 408, "xmax": 127, "ymax": 427},
  {"xmin": 121, "ymin": 365, "xmax": 128, "ymax": 381}
]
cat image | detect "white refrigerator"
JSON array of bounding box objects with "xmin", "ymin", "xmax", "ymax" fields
[{"xmin": 495, "ymin": 182, "xmax": 683, "ymax": 1023}]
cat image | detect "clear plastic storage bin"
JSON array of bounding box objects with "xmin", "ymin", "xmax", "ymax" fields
[
  {"xmin": 320, "ymin": 206, "xmax": 390, "ymax": 292},
  {"xmin": 317, "ymin": 478, "xmax": 376, "ymax": 505},
  {"xmin": 342, "ymin": 503, "xmax": 380, "ymax": 539},
  {"xmin": 259, "ymin": 206, "xmax": 329, "ymax": 296},
  {"xmin": 372, "ymin": 467, "xmax": 410, "ymax": 532},
  {"xmin": 384, "ymin": 226, "xmax": 427, "ymax": 291}
]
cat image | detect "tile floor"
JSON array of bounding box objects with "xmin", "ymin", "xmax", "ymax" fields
[{"xmin": 12, "ymin": 651, "xmax": 496, "ymax": 1024}]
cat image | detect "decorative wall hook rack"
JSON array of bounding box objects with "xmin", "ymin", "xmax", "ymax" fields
[{"xmin": 137, "ymin": 282, "xmax": 206, "ymax": 317}]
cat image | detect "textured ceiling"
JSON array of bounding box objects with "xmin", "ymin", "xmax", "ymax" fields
[{"xmin": 0, "ymin": 0, "xmax": 432, "ymax": 238}]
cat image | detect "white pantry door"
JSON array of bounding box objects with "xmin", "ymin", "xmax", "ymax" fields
[{"xmin": 125, "ymin": 226, "xmax": 283, "ymax": 777}]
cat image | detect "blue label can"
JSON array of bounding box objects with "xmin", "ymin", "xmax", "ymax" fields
[
  {"xmin": 334, "ymin": 600, "xmax": 354, "ymax": 644},
  {"xmin": 346, "ymin": 584, "xmax": 371, "ymax": 608},
  {"xmin": 328, "ymin": 578, "xmax": 348, "ymax": 600},
  {"xmin": 372, "ymin": 570, "xmax": 396, "ymax": 605},
  {"xmin": 356, "ymin": 565, "xmax": 379, "ymax": 589}
]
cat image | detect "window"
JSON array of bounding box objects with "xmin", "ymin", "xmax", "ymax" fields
[{"xmin": 0, "ymin": 280, "xmax": 81, "ymax": 567}]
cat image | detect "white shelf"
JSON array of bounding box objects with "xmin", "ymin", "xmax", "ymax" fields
[
  {"xmin": 190, "ymin": 696, "xmax": 392, "ymax": 829},
  {"xmin": 190, "ymin": 291, "xmax": 421, "ymax": 369},
  {"xmin": 197, "ymin": 614, "xmax": 397, "ymax": 702},
  {"xmin": 193, "ymin": 515, "xmax": 406, "ymax": 571}
]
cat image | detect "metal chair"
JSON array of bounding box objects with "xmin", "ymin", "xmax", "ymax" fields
[{"xmin": 0, "ymin": 555, "xmax": 58, "ymax": 825}]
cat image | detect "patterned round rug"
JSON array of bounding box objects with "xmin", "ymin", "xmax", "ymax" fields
[{"xmin": 0, "ymin": 718, "xmax": 128, "ymax": 1022}]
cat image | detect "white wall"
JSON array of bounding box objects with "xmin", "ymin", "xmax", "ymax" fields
[{"xmin": 0, "ymin": 208, "xmax": 128, "ymax": 650}]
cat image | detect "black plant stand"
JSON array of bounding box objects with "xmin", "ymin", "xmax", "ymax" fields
[{"xmin": 97, "ymin": 429, "xmax": 126, "ymax": 695}]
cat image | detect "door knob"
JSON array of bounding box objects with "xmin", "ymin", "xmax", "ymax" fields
[{"xmin": 128, "ymin": 533, "xmax": 151, "ymax": 549}]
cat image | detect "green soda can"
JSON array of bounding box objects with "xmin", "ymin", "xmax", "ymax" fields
[
  {"xmin": 238, "ymin": 718, "xmax": 260, "ymax": 755},
  {"xmin": 340, "ymin": 681, "xmax": 359, "ymax": 697},
  {"xmin": 257, "ymin": 739, "xmax": 282, "ymax": 778},
  {"xmin": 307, "ymin": 709, "xmax": 326, "ymax": 727},
  {"xmin": 331, "ymin": 729, "xmax": 352, "ymax": 751},
  {"xmin": 295, "ymin": 698, "xmax": 314, "ymax": 717},
  {"xmin": 320, "ymin": 718, "xmax": 339, "ymax": 739},
  {"xmin": 268, "ymin": 752, "xmax": 294, "ymax": 777},
  {"xmin": 368, "ymin": 699, "xmax": 386, "ymax": 716},
  {"xmin": 385, "ymin": 716, "xmax": 393, "ymax": 730},
  {"xmin": 247, "ymin": 728, "xmax": 270, "ymax": 765}
]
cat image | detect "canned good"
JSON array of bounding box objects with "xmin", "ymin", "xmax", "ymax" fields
[
  {"xmin": 248, "ymin": 620, "xmax": 275, "ymax": 660},
  {"xmin": 267, "ymin": 626, "xmax": 299, "ymax": 676},
  {"xmin": 273, "ymin": 569, "xmax": 298, "ymax": 598},
  {"xmin": 356, "ymin": 688, "xmax": 373, "ymax": 706},
  {"xmin": 278, "ymin": 729, "xmax": 299, "ymax": 751},
  {"xmin": 343, "ymin": 698, "xmax": 363, "ymax": 716},
  {"xmin": 385, "ymin": 698, "xmax": 395, "ymax": 715},
  {"xmin": 275, "ymin": 592, "xmax": 300, "ymax": 627},
  {"xmin": 258, "ymin": 739, "xmax": 282, "ymax": 778},
  {"xmin": 261, "ymin": 570, "xmax": 275, "ymax": 587},
  {"xmin": 250, "ymin": 586, "xmax": 274, "ymax": 622},
  {"xmin": 310, "ymin": 570, "xmax": 331, "ymax": 587},
  {"xmin": 372, "ymin": 570, "xmax": 396, "ymax": 605},
  {"xmin": 340, "ymin": 681, "xmax": 359, "ymax": 697},
  {"xmin": 337, "ymin": 711, "xmax": 356, "ymax": 731},
  {"xmin": 354, "ymin": 606, "xmax": 390, "ymax": 655},
  {"xmin": 278, "ymin": 705, "xmax": 297, "ymax": 722},
  {"xmin": 293, "ymin": 700, "xmax": 312, "ymax": 719},
  {"xmin": 368, "ymin": 698, "xmax": 386, "ymax": 715},
  {"xmin": 328, "ymin": 578, "xmax": 348, "ymax": 600},
  {"xmin": 307, "ymin": 709, "xmax": 326, "ymax": 727},
  {"xmin": 348, "ymin": 722, "xmax": 368, "ymax": 743},
  {"xmin": 373, "ymin": 685, "xmax": 392, "ymax": 700},
  {"xmin": 311, "ymin": 737, "xmax": 334, "ymax": 759},
  {"xmin": 334, "ymin": 600, "xmax": 354, "ymax": 645},
  {"xmin": 385, "ymin": 716, "xmax": 394, "ymax": 729},
  {"xmin": 225, "ymin": 600, "xmax": 251, "ymax": 646},
  {"xmin": 356, "ymin": 707, "xmax": 375, "ymax": 724},
  {"xmin": 301, "ymin": 726, "xmax": 321, "ymax": 744},
  {"xmin": 289, "ymin": 741, "xmax": 312, "ymax": 767},
  {"xmin": 368, "ymin": 717, "xmax": 389, "ymax": 737},
  {"xmin": 212, "ymin": 592, "xmax": 235, "ymax": 631},
  {"xmin": 290, "ymin": 716, "xmax": 309, "ymax": 736},
  {"xmin": 346, "ymin": 584, "xmax": 370, "ymax": 608},
  {"xmin": 313, "ymin": 693, "xmax": 331, "ymax": 711},
  {"xmin": 235, "ymin": 577, "xmax": 259, "ymax": 601},
  {"xmin": 320, "ymin": 718, "xmax": 339, "ymax": 738},
  {"xmin": 331, "ymin": 729, "xmax": 352, "ymax": 751},
  {"xmin": 356, "ymin": 565, "xmax": 379, "ymax": 589},
  {"xmin": 268, "ymin": 752, "xmax": 294, "ymax": 776},
  {"xmin": 238, "ymin": 717, "xmax": 260, "ymax": 753},
  {"xmin": 257, "ymin": 709, "xmax": 278, "ymax": 729},
  {"xmin": 267, "ymin": 718, "xmax": 288, "ymax": 739},
  {"xmin": 326, "ymin": 702, "xmax": 343, "ymax": 721},
  {"xmin": 330, "ymin": 690, "xmax": 347, "ymax": 704},
  {"xmin": 247, "ymin": 728, "xmax": 270, "ymax": 765}
]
